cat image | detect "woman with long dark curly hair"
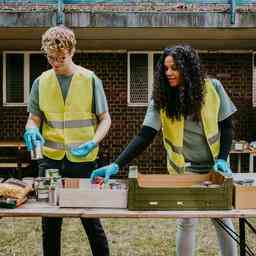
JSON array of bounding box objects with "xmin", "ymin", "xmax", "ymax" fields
[
  {"xmin": 153, "ymin": 45, "xmax": 205, "ymax": 121},
  {"xmin": 91, "ymin": 45, "xmax": 237, "ymax": 255}
]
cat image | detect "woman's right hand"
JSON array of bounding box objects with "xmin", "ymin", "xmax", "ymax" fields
[
  {"xmin": 23, "ymin": 127, "xmax": 45, "ymax": 151},
  {"xmin": 90, "ymin": 163, "xmax": 120, "ymax": 183}
]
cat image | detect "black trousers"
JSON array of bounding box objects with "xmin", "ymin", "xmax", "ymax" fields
[{"xmin": 38, "ymin": 156, "xmax": 110, "ymax": 256}]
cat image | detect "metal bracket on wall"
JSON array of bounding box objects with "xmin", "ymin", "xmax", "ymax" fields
[
  {"xmin": 57, "ymin": 0, "xmax": 65, "ymax": 25},
  {"xmin": 230, "ymin": 0, "xmax": 236, "ymax": 24}
]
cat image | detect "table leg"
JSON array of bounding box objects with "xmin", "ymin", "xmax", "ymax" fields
[
  {"xmin": 238, "ymin": 155, "xmax": 241, "ymax": 173},
  {"xmin": 239, "ymin": 218, "xmax": 246, "ymax": 256},
  {"xmin": 249, "ymin": 154, "xmax": 254, "ymax": 173},
  {"xmin": 17, "ymin": 164, "xmax": 22, "ymax": 180}
]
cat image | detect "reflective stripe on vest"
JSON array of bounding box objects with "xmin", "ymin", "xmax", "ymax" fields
[
  {"xmin": 46, "ymin": 119, "xmax": 97, "ymax": 129},
  {"xmin": 44, "ymin": 140, "xmax": 82, "ymax": 150},
  {"xmin": 39, "ymin": 68, "xmax": 99, "ymax": 162},
  {"xmin": 160, "ymin": 79, "xmax": 220, "ymax": 174},
  {"xmin": 167, "ymin": 155, "xmax": 187, "ymax": 174}
]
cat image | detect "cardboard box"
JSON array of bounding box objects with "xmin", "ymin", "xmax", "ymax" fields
[
  {"xmin": 128, "ymin": 170, "xmax": 233, "ymax": 211},
  {"xmin": 58, "ymin": 178, "xmax": 128, "ymax": 208},
  {"xmin": 233, "ymin": 173, "xmax": 256, "ymax": 209}
]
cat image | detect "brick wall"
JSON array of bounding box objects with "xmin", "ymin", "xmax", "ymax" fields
[
  {"xmin": 0, "ymin": 52, "xmax": 253, "ymax": 175},
  {"xmin": 200, "ymin": 53, "xmax": 253, "ymax": 141},
  {"xmin": 201, "ymin": 53, "xmax": 254, "ymax": 173}
]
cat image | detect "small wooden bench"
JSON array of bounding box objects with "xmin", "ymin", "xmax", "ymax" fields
[
  {"xmin": 0, "ymin": 163, "xmax": 30, "ymax": 168},
  {"xmin": 0, "ymin": 162, "xmax": 30, "ymax": 179},
  {"xmin": 0, "ymin": 140, "xmax": 30, "ymax": 179}
]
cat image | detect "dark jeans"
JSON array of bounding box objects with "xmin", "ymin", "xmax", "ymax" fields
[{"xmin": 38, "ymin": 156, "xmax": 109, "ymax": 256}]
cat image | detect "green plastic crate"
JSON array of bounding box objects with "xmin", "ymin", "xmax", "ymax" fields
[{"xmin": 128, "ymin": 170, "xmax": 233, "ymax": 211}]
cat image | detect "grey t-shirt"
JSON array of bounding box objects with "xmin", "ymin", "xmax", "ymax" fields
[
  {"xmin": 28, "ymin": 71, "xmax": 108, "ymax": 117},
  {"xmin": 143, "ymin": 79, "xmax": 237, "ymax": 171}
]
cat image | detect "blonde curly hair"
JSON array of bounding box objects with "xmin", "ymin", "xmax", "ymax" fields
[{"xmin": 41, "ymin": 25, "xmax": 76, "ymax": 54}]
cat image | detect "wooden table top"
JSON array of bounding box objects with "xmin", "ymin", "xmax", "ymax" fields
[
  {"xmin": 1, "ymin": 200, "xmax": 256, "ymax": 218},
  {"xmin": 0, "ymin": 140, "xmax": 25, "ymax": 148}
]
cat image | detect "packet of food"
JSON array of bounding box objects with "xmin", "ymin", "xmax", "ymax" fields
[{"xmin": 0, "ymin": 178, "xmax": 33, "ymax": 200}]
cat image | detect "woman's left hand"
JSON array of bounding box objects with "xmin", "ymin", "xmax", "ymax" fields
[
  {"xmin": 70, "ymin": 140, "xmax": 97, "ymax": 157},
  {"xmin": 213, "ymin": 159, "xmax": 232, "ymax": 175}
]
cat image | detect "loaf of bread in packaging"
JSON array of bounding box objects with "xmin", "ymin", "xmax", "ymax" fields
[{"xmin": 0, "ymin": 178, "xmax": 33, "ymax": 199}]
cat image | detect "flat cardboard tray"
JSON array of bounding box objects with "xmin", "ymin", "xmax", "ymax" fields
[
  {"xmin": 232, "ymin": 173, "xmax": 256, "ymax": 209},
  {"xmin": 58, "ymin": 178, "xmax": 128, "ymax": 208},
  {"xmin": 128, "ymin": 170, "xmax": 233, "ymax": 211}
]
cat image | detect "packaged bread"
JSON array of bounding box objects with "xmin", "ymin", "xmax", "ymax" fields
[{"xmin": 0, "ymin": 178, "xmax": 33, "ymax": 200}]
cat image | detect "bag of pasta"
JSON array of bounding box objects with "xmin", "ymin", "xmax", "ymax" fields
[{"xmin": 0, "ymin": 178, "xmax": 33, "ymax": 200}]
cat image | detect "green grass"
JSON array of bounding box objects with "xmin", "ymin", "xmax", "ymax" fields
[{"xmin": 0, "ymin": 218, "xmax": 255, "ymax": 255}]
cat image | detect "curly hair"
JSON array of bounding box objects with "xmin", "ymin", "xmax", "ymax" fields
[
  {"xmin": 41, "ymin": 25, "xmax": 76, "ymax": 54},
  {"xmin": 152, "ymin": 45, "xmax": 205, "ymax": 121}
]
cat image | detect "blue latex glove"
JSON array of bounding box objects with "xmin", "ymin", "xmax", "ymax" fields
[
  {"xmin": 70, "ymin": 140, "xmax": 97, "ymax": 157},
  {"xmin": 213, "ymin": 159, "xmax": 232, "ymax": 176},
  {"xmin": 23, "ymin": 127, "xmax": 45, "ymax": 151},
  {"xmin": 250, "ymin": 141, "xmax": 256, "ymax": 149},
  {"xmin": 90, "ymin": 163, "xmax": 119, "ymax": 183}
]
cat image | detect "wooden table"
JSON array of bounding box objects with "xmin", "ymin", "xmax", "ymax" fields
[
  {"xmin": 0, "ymin": 140, "xmax": 29, "ymax": 178},
  {"xmin": 0, "ymin": 200, "xmax": 255, "ymax": 256},
  {"xmin": 249, "ymin": 149, "xmax": 256, "ymax": 173},
  {"xmin": 0, "ymin": 140, "xmax": 25, "ymax": 149}
]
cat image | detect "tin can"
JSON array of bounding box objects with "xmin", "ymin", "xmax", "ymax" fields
[
  {"xmin": 48, "ymin": 186, "xmax": 56, "ymax": 205},
  {"xmin": 30, "ymin": 140, "xmax": 43, "ymax": 160},
  {"xmin": 129, "ymin": 165, "xmax": 138, "ymax": 172},
  {"xmin": 37, "ymin": 189, "xmax": 49, "ymax": 201},
  {"xmin": 46, "ymin": 169, "xmax": 60, "ymax": 178},
  {"xmin": 35, "ymin": 177, "xmax": 50, "ymax": 201},
  {"xmin": 109, "ymin": 182, "xmax": 122, "ymax": 190},
  {"xmin": 128, "ymin": 165, "xmax": 138, "ymax": 178}
]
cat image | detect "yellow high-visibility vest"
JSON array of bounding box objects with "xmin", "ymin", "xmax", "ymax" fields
[
  {"xmin": 160, "ymin": 79, "xmax": 220, "ymax": 174},
  {"xmin": 39, "ymin": 68, "xmax": 98, "ymax": 162}
]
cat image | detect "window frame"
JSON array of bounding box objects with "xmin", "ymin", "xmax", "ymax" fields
[
  {"xmin": 2, "ymin": 51, "xmax": 42, "ymax": 107},
  {"xmin": 127, "ymin": 51, "xmax": 161, "ymax": 107},
  {"xmin": 253, "ymin": 52, "xmax": 256, "ymax": 107}
]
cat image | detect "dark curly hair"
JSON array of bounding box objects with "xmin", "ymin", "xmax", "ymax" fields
[{"xmin": 152, "ymin": 45, "xmax": 205, "ymax": 121}]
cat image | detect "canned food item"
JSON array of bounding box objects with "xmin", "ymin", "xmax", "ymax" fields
[
  {"xmin": 48, "ymin": 186, "xmax": 56, "ymax": 205},
  {"xmin": 46, "ymin": 169, "xmax": 60, "ymax": 178},
  {"xmin": 35, "ymin": 177, "xmax": 50, "ymax": 201},
  {"xmin": 129, "ymin": 165, "xmax": 138, "ymax": 173},
  {"xmin": 34, "ymin": 177, "xmax": 51, "ymax": 187},
  {"xmin": 109, "ymin": 182, "xmax": 122, "ymax": 190},
  {"xmin": 37, "ymin": 189, "xmax": 49, "ymax": 201},
  {"xmin": 30, "ymin": 140, "xmax": 43, "ymax": 160},
  {"xmin": 92, "ymin": 176, "xmax": 104, "ymax": 185}
]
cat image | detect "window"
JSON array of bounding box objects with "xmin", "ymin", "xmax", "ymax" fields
[
  {"xmin": 5, "ymin": 53, "xmax": 24, "ymax": 104},
  {"xmin": 2, "ymin": 52, "xmax": 48, "ymax": 106},
  {"xmin": 253, "ymin": 52, "xmax": 256, "ymax": 107},
  {"xmin": 128, "ymin": 52, "xmax": 161, "ymax": 106},
  {"xmin": 29, "ymin": 53, "xmax": 49, "ymax": 91}
]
